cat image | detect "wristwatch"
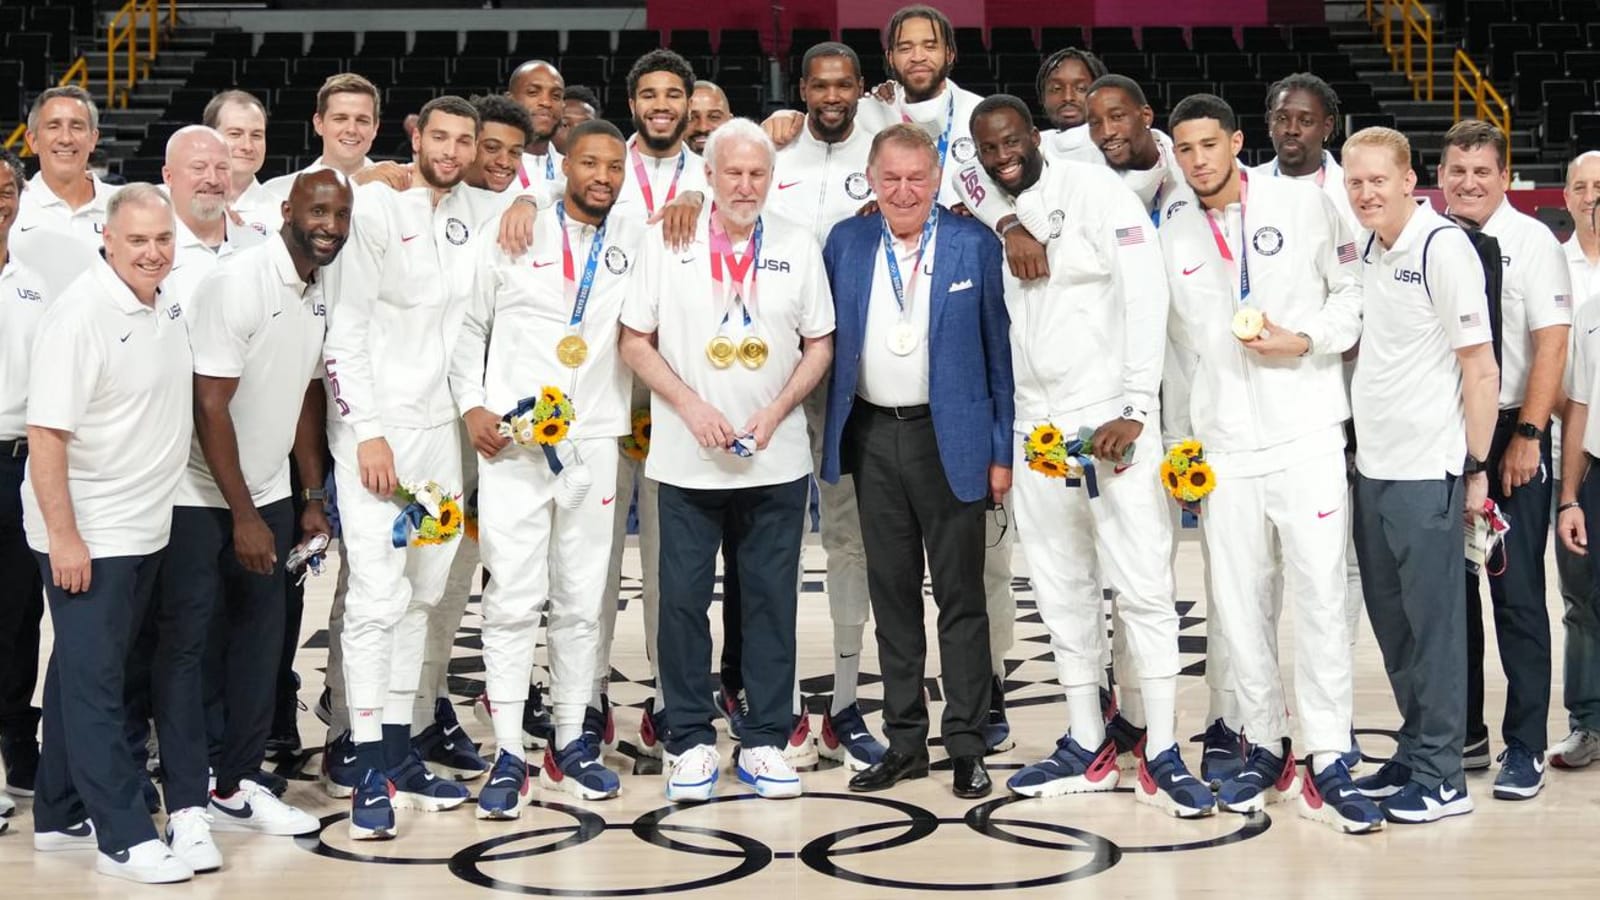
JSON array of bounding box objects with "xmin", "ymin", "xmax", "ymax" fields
[
  {"xmin": 1514, "ymin": 421, "xmax": 1545, "ymax": 441},
  {"xmin": 1295, "ymin": 331, "xmax": 1313, "ymax": 356},
  {"xmin": 301, "ymin": 487, "xmax": 326, "ymax": 502},
  {"xmin": 1463, "ymin": 454, "xmax": 1486, "ymax": 475}
]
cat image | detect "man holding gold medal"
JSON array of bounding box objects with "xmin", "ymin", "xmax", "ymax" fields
[
  {"xmin": 619, "ymin": 118, "xmax": 835, "ymax": 802},
  {"xmin": 1158, "ymin": 95, "xmax": 1374, "ymax": 832},
  {"xmin": 452, "ymin": 120, "xmax": 642, "ymax": 816}
]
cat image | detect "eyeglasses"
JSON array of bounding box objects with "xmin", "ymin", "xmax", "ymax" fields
[{"xmin": 985, "ymin": 502, "xmax": 1009, "ymax": 549}]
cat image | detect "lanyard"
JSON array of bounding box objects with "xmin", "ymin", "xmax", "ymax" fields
[
  {"xmin": 556, "ymin": 201, "xmax": 607, "ymax": 330},
  {"xmin": 1204, "ymin": 169, "xmax": 1250, "ymax": 302},
  {"xmin": 881, "ymin": 205, "xmax": 939, "ymax": 317},
  {"xmin": 901, "ymin": 91, "xmax": 956, "ymax": 177},
  {"xmin": 1149, "ymin": 177, "xmax": 1166, "ymax": 227},
  {"xmin": 516, "ymin": 153, "xmax": 557, "ymax": 189},
  {"xmin": 630, "ymin": 142, "xmax": 685, "ymax": 216},
  {"xmin": 709, "ymin": 211, "xmax": 763, "ymax": 332}
]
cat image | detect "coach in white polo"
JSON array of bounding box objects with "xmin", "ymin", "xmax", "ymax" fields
[
  {"xmin": 1343, "ymin": 126, "xmax": 1499, "ymax": 825},
  {"xmin": 620, "ymin": 118, "xmax": 835, "ymax": 804},
  {"xmin": 23, "ymin": 184, "xmax": 195, "ymax": 883}
]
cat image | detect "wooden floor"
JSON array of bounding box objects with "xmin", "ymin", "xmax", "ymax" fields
[{"xmin": 4, "ymin": 535, "xmax": 1599, "ymax": 898}]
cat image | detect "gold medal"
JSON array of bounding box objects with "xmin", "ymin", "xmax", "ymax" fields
[
  {"xmin": 706, "ymin": 335, "xmax": 737, "ymax": 368},
  {"xmin": 556, "ymin": 334, "xmax": 589, "ymax": 368},
  {"xmin": 737, "ymin": 336, "xmax": 768, "ymax": 370}
]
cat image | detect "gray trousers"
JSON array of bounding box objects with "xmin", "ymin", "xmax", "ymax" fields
[{"xmin": 1352, "ymin": 473, "xmax": 1467, "ymax": 791}]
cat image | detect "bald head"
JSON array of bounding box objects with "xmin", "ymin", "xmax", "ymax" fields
[
  {"xmin": 1565, "ymin": 151, "xmax": 1600, "ymax": 237},
  {"xmin": 509, "ymin": 60, "xmax": 565, "ymax": 144},
  {"xmin": 687, "ymin": 81, "xmax": 731, "ymax": 155},
  {"xmin": 163, "ymin": 125, "xmax": 230, "ymax": 225},
  {"xmin": 283, "ymin": 168, "xmax": 354, "ymax": 272}
]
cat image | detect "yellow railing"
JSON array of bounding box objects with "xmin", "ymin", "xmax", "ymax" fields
[
  {"xmin": 3, "ymin": 58, "xmax": 92, "ymax": 155},
  {"xmin": 1453, "ymin": 49, "xmax": 1514, "ymax": 170},
  {"xmin": 1367, "ymin": 0, "xmax": 1435, "ymax": 101},
  {"xmin": 107, "ymin": 0, "xmax": 178, "ymax": 110}
]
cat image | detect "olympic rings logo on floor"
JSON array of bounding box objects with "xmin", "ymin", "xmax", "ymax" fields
[{"xmin": 293, "ymin": 792, "xmax": 1272, "ymax": 894}]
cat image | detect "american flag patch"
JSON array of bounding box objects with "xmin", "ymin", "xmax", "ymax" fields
[
  {"xmin": 1337, "ymin": 242, "xmax": 1358, "ymax": 264},
  {"xmin": 1460, "ymin": 312, "xmax": 1482, "ymax": 328},
  {"xmin": 1556, "ymin": 293, "xmax": 1573, "ymax": 309},
  {"xmin": 1115, "ymin": 226, "xmax": 1145, "ymax": 246}
]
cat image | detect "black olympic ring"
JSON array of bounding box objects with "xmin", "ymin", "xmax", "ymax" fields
[
  {"xmin": 969, "ymin": 794, "xmax": 1273, "ymax": 855},
  {"xmin": 293, "ymin": 800, "xmax": 607, "ymax": 867}
]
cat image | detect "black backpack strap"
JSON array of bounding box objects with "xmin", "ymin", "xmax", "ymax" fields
[{"xmin": 1421, "ymin": 222, "xmax": 1504, "ymax": 368}]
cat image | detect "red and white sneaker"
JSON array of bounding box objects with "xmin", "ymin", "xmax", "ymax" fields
[
  {"xmin": 636, "ymin": 698, "xmax": 668, "ymax": 759},
  {"xmin": 783, "ymin": 714, "xmax": 818, "ymax": 768}
]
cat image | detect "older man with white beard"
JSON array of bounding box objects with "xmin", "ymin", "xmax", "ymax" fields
[{"xmin": 160, "ymin": 126, "xmax": 266, "ymax": 305}]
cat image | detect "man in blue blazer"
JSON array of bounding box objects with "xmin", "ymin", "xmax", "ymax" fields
[{"xmin": 820, "ymin": 123, "xmax": 1014, "ymax": 798}]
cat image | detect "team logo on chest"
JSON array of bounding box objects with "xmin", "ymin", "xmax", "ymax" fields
[
  {"xmin": 1165, "ymin": 199, "xmax": 1189, "ymax": 220},
  {"xmin": 950, "ymin": 136, "xmax": 977, "ymax": 164},
  {"xmin": 1047, "ymin": 209, "xmax": 1066, "ymax": 240},
  {"xmin": 845, "ymin": 172, "xmax": 870, "ymax": 200},
  {"xmin": 605, "ymin": 245, "xmax": 629, "ymax": 275},
  {"xmin": 14, "ymin": 287, "xmax": 42, "ymax": 303},
  {"xmin": 1251, "ymin": 226, "xmax": 1284, "ymax": 256},
  {"xmin": 445, "ymin": 217, "xmax": 469, "ymax": 245}
]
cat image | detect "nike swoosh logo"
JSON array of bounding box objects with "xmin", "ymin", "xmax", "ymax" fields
[
  {"xmin": 848, "ymin": 731, "xmax": 869, "ymax": 741},
  {"xmin": 491, "ymin": 776, "xmax": 517, "ymax": 785},
  {"xmin": 361, "ymin": 796, "xmax": 387, "ymax": 806},
  {"xmin": 1317, "ymin": 509, "xmax": 1338, "ymax": 519},
  {"xmin": 601, "ymin": 495, "xmax": 616, "ymax": 506},
  {"xmin": 66, "ymin": 823, "xmax": 92, "ymax": 837},
  {"xmin": 18, "ymin": 225, "xmax": 37, "ymax": 232},
  {"xmin": 1182, "ymin": 264, "xmax": 1204, "ymax": 276},
  {"xmin": 577, "ymin": 760, "xmax": 598, "ymax": 769},
  {"xmin": 214, "ymin": 801, "xmax": 254, "ymax": 819},
  {"xmin": 1589, "ymin": 324, "xmax": 1600, "ymax": 334},
  {"xmin": 778, "ymin": 181, "xmax": 800, "ymax": 190},
  {"xmin": 109, "ymin": 848, "xmax": 130, "ymax": 863},
  {"xmin": 342, "ymin": 756, "xmax": 358, "ymax": 765},
  {"xmin": 680, "ymin": 257, "xmax": 695, "ymax": 264},
  {"xmin": 271, "ymin": 309, "xmax": 282, "ymax": 317},
  {"xmin": 401, "ymin": 234, "xmax": 419, "ymax": 243},
  {"xmin": 119, "ymin": 332, "xmax": 131, "ymax": 342},
  {"xmin": 532, "ymin": 260, "xmax": 555, "ymax": 268}
]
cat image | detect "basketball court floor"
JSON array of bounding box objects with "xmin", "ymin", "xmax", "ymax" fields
[{"xmin": 3, "ymin": 534, "xmax": 1597, "ymax": 897}]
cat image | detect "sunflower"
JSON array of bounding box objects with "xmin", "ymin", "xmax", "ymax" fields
[
  {"xmin": 436, "ymin": 498, "xmax": 462, "ymax": 535},
  {"xmin": 536, "ymin": 417, "xmax": 569, "ymax": 445},
  {"xmin": 632, "ymin": 412, "xmax": 652, "ymax": 447},
  {"xmin": 1165, "ymin": 450, "xmax": 1191, "ymax": 475},
  {"xmin": 620, "ymin": 438, "xmax": 647, "ymax": 462},
  {"xmin": 1174, "ymin": 438, "xmax": 1204, "ymax": 460},
  {"xmin": 1027, "ymin": 423, "xmax": 1064, "ymax": 457},
  {"xmin": 1029, "ymin": 455, "xmax": 1068, "ymax": 478},
  {"xmin": 1179, "ymin": 461, "xmax": 1216, "ymax": 503},
  {"xmin": 541, "ymin": 386, "xmax": 567, "ymax": 407},
  {"xmin": 1161, "ymin": 459, "xmax": 1182, "ymax": 494}
]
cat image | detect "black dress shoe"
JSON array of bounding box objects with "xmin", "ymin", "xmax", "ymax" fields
[
  {"xmin": 848, "ymin": 750, "xmax": 930, "ymax": 792},
  {"xmin": 951, "ymin": 755, "xmax": 992, "ymax": 799}
]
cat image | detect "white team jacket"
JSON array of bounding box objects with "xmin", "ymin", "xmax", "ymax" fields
[
  {"xmin": 1006, "ymin": 160, "xmax": 1171, "ymax": 427},
  {"xmin": 1159, "ymin": 173, "xmax": 1363, "ymax": 466},
  {"xmin": 322, "ymin": 180, "xmax": 501, "ymax": 441},
  {"xmin": 767, "ymin": 124, "xmax": 875, "ymax": 245}
]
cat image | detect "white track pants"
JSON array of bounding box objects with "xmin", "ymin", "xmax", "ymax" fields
[
  {"xmin": 805, "ymin": 388, "xmax": 870, "ymax": 655},
  {"xmin": 480, "ymin": 439, "xmax": 619, "ymax": 723},
  {"xmin": 332, "ymin": 423, "xmax": 463, "ymax": 714},
  {"xmin": 1010, "ymin": 411, "xmax": 1180, "ymax": 694},
  {"xmin": 1203, "ymin": 447, "xmax": 1352, "ymax": 753},
  {"xmin": 414, "ymin": 422, "xmax": 481, "ymax": 723}
]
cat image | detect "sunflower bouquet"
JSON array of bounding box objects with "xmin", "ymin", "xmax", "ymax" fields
[
  {"xmin": 391, "ymin": 480, "xmax": 464, "ymax": 548},
  {"xmin": 499, "ymin": 386, "xmax": 592, "ymax": 508},
  {"xmin": 1024, "ymin": 423, "xmax": 1080, "ymax": 480},
  {"xmin": 620, "ymin": 408, "xmax": 651, "ymax": 461},
  {"xmin": 1160, "ymin": 439, "xmax": 1216, "ymax": 506}
]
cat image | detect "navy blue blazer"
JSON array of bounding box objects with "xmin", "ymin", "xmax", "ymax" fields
[{"xmin": 818, "ymin": 212, "xmax": 1014, "ymax": 504}]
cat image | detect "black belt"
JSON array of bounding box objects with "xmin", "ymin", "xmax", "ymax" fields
[
  {"xmin": 857, "ymin": 400, "xmax": 931, "ymax": 421},
  {"xmin": 0, "ymin": 438, "xmax": 25, "ymax": 458},
  {"xmin": 1497, "ymin": 407, "xmax": 1521, "ymax": 425}
]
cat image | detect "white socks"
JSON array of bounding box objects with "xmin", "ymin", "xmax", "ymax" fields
[
  {"xmin": 1140, "ymin": 676, "xmax": 1178, "ymax": 754},
  {"xmin": 1065, "ymin": 683, "xmax": 1104, "ymax": 748},
  {"xmin": 351, "ymin": 708, "xmax": 382, "ymax": 744},
  {"xmin": 492, "ymin": 701, "xmax": 526, "ymax": 761}
]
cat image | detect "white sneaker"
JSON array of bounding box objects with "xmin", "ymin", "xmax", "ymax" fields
[
  {"xmin": 34, "ymin": 819, "xmax": 96, "ymax": 851},
  {"xmin": 209, "ymin": 779, "xmax": 321, "ymax": 835},
  {"xmin": 0, "ymin": 792, "xmax": 13, "ymax": 816},
  {"xmin": 95, "ymin": 838, "xmax": 193, "ymax": 884},
  {"xmin": 164, "ymin": 806, "xmax": 222, "ymax": 873},
  {"xmin": 1550, "ymin": 728, "xmax": 1600, "ymax": 769},
  {"xmin": 665, "ymin": 743, "xmax": 720, "ymax": 803},
  {"xmin": 737, "ymin": 745, "xmax": 803, "ymax": 799}
]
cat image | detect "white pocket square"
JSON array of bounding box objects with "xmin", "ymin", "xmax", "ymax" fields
[{"xmin": 949, "ymin": 279, "xmax": 974, "ymax": 292}]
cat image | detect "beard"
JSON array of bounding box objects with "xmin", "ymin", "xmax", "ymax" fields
[
  {"xmin": 288, "ymin": 221, "xmax": 346, "ymax": 266},
  {"xmin": 417, "ymin": 154, "xmax": 465, "ymax": 190},
  {"xmin": 893, "ymin": 61, "xmax": 953, "ymax": 103},
  {"xmin": 1193, "ymin": 163, "xmax": 1237, "ymax": 199},
  {"xmin": 189, "ymin": 193, "xmax": 227, "ymax": 222},
  {"xmin": 809, "ymin": 108, "xmax": 854, "ymax": 143},
  {"xmin": 566, "ymin": 182, "xmax": 617, "ymax": 221},
  {"xmin": 633, "ymin": 111, "xmax": 688, "ymax": 153}
]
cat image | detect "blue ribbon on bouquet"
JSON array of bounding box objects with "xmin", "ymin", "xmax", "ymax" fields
[
  {"xmin": 1062, "ymin": 438, "xmax": 1099, "ymax": 499},
  {"xmin": 502, "ymin": 395, "xmax": 565, "ymax": 475},
  {"xmin": 392, "ymin": 502, "xmax": 427, "ymax": 548}
]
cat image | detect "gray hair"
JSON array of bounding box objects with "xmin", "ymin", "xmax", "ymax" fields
[
  {"xmin": 27, "ymin": 85, "xmax": 100, "ymax": 134},
  {"xmin": 106, "ymin": 182, "xmax": 173, "ymax": 224},
  {"xmin": 702, "ymin": 117, "xmax": 775, "ymax": 172},
  {"xmin": 0, "ymin": 149, "xmax": 24, "ymax": 193}
]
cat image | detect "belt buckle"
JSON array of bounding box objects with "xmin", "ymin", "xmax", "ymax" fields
[{"xmin": 8, "ymin": 440, "xmax": 25, "ymax": 459}]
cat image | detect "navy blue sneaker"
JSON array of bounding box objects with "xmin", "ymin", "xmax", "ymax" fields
[
  {"xmin": 386, "ymin": 750, "xmax": 469, "ymax": 812},
  {"xmin": 1297, "ymin": 760, "xmax": 1384, "ymax": 834},
  {"xmin": 1200, "ymin": 718, "xmax": 1246, "ymax": 784},
  {"xmin": 583, "ymin": 694, "xmax": 618, "ymax": 755},
  {"xmin": 1133, "ymin": 743, "xmax": 1215, "ymax": 818},
  {"xmin": 1217, "ymin": 740, "xmax": 1300, "ymax": 813},
  {"xmin": 1353, "ymin": 759, "xmax": 1411, "ymax": 799},
  {"xmin": 714, "ymin": 687, "xmax": 746, "ymax": 741},
  {"xmin": 475, "ymin": 750, "xmax": 530, "ymax": 820},
  {"xmin": 1492, "ymin": 743, "xmax": 1545, "ymax": 801},
  {"xmin": 413, "ymin": 698, "xmax": 489, "ymax": 781},
  {"xmin": 1341, "ymin": 729, "xmax": 1363, "ymax": 770},
  {"xmin": 1381, "ymin": 779, "xmax": 1474, "ymax": 824},
  {"xmin": 541, "ymin": 738, "xmax": 621, "ymax": 800},
  {"xmin": 818, "ymin": 702, "xmax": 887, "ymax": 772},
  {"xmin": 1462, "ymin": 733, "xmax": 1491, "ymax": 771},
  {"xmin": 984, "ymin": 675, "xmax": 1014, "ymax": 754},
  {"xmin": 1007, "ymin": 734, "xmax": 1120, "ymax": 798},
  {"xmin": 637, "ymin": 697, "xmax": 670, "ymax": 759},
  {"xmin": 1106, "ymin": 714, "xmax": 1146, "ymax": 766},
  {"xmin": 348, "ymin": 768, "xmax": 395, "ymax": 841},
  {"xmin": 320, "ymin": 730, "xmax": 361, "ymax": 799}
]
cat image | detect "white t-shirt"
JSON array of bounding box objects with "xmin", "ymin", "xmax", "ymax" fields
[
  {"xmin": 1557, "ymin": 235, "xmax": 1600, "ymax": 472},
  {"xmin": 177, "ymin": 234, "xmax": 328, "ymax": 509},
  {"xmin": 620, "ymin": 207, "xmax": 835, "ymax": 489},
  {"xmin": 231, "ymin": 178, "xmax": 285, "ymax": 239},
  {"xmin": 0, "ymin": 257, "xmax": 53, "ymax": 440},
  {"xmin": 1472, "ymin": 198, "xmax": 1574, "ymax": 409},
  {"xmin": 15, "ymin": 172, "xmax": 116, "ymax": 253},
  {"xmin": 1354, "ymin": 202, "xmax": 1493, "ymax": 480},
  {"xmin": 858, "ymin": 218, "xmax": 938, "ymax": 407},
  {"xmin": 23, "ymin": 259, "xmax": 194, "ymax": 557},
  {"xmin": 767, "ymin": 124, "xmax": 875, "ymax": 245},
  {"xmin": 453, "ymin": 204, "xmax": 645, "ymax": 440}
]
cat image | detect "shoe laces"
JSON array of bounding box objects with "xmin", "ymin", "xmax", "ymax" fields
[
  {"xmin": 169, "ymin": 806, "xmax": 214, "ymax": 832},
  {"xmin": 743, "ymin": 745, "xmax": 792, "ymax": 775},
  {"xmin": 674, "ymin": 744, "xmax": 718, "ymax": 777}
]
